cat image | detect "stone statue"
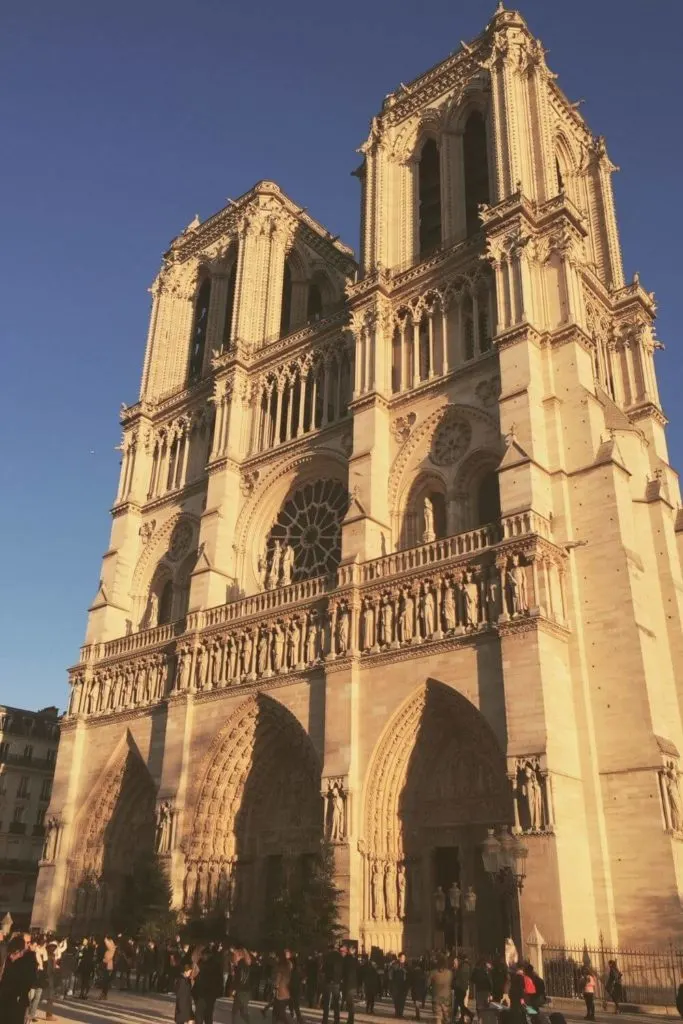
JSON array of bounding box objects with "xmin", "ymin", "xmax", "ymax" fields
[
  {"xmin": 665, "ymin": 762, "xmax": 682, "ymax": 831},
  {"xmin": 522, "ymin": 760, "xmax": 544, "ymax": 831},
  {"xmin": 463, "ymin": 572, "xmax": 478, "ymax": 627},
  {"xmin": 361, "ymin": 598, "xmax": 375, "ymax": 650},
  {"xmin": 442, "ymin": 580, "xmax": 456, "ymax": 632},
  {"xmin": 400, "ymin": 590, "xmax": 415, "ymax": 642},
  {"xmin": 434, "ymin": 885, "xmax": 446, "ymax": 917},
  {"xmin": 184, "ymin": 862, "xmax": 198, "ymax": 909},
  {"xmin": 371, "ymin": 861, "xmax": 383, "ymax": 919},
  {"xmin": 257, "ymin": 628, "xmax": 270, "ymax": 676},
  {"xmin": 269, "ymin": 622, "xmax": 282, "ymax": 671},
  {"xmin": 423, "ymin": 497, "xmax": 436, "ymax": 543},
  {"xmin": 281, "ymin": 543, "xmax": 295, "ymax": 587},
  {"xmin": 155, "ymin": 801, "xmax": 172, "ymax": 854},
  {"xmin": 448, "ymin": 882, "xmax": 461, "ymax": 910},
  {"xmin": 266, "ymin": 540, "xmax": 281, "ymax": 590},
  {"xmin": 287, "ymin": 618, "xmax": 300, "ymax": 669},
  {"xmin": 384, "ymin": 861, "xmax": 398, "ymax": 920},
  {"xmin": 209, "ymin": 641, "xmax": 220, "ymax": 687},
  {"xmin": 327, "ymin": 781, "xmax": 345, "ymax": 842},
  {"xmin": 507, "ymin": 555, "xmax": 528, "ymax": 615},
  {"xmin": 241, "ymin": 631, "xmax": 253, "ymax": 677},
  {"xmin": 226, "ymin": 635, "xmax": 237, "ymax": 681},
  {"xmin": 380, "ymin": 594, "xmax": 394, "ymax": 646},
  {"xmin": 257, "ymin": 552, "xmax": 267, "ymax": 591},
  {"xmin": 43, "ymin": 817, "xmax": 60, "ymax": 861},
  {"xmin": 306, "ymin": 614, "xmax": 320, "ymax": 664},
  {"xmin": 336, "ymin": 603, "xmax": 350, "ymax": 655},
  {"xmin": 194, "ymin": 645, "xmax": 207, "ymax": 689},
  {"xmin": 397, "ymin": 863, "xmax": 407, "ymax": 919},
  {"xmin": 420, "ymin": 585, "xmax": 435, "ymax": 638},
  {"xmin": 149, "ymin": 591, "xmax": 159, "ymax": 628}
]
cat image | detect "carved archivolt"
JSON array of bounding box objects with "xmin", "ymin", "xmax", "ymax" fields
[
  {"xmin": 185, "ymin": 693, "xmax": 322, "ymax": 863},
  {"xmin": 363, "ymin": 680, "xmax": 510, "ymax": 861},
  {"xmin": 131, "ymin": 511, "xmax": 199, "ymax": 598}
]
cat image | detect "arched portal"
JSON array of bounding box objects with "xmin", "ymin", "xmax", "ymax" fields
[
  {"xmin": 66, "ymin": 739, "xmax": 157, "ymax": 932},
  {"xmin": 361, "ymin": 681, "xmax": 511, "ymax": 953},
  {"xmin": 184, "ymin": 694, "xmax": 322, "ymax": 943}
]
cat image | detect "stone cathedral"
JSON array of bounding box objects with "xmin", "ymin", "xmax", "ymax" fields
[{"xmin": 33, "ymin": 6, "xmax": 683, "ymax": 951}]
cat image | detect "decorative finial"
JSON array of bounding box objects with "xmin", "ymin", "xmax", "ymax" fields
[{"xmin": 496, "ymin": 0, "xmax": 505, "ymax": 11}]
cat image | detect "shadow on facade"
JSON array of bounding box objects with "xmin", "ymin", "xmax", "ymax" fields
[
  {"xmin": 396, "ymin": 679, "xmax": 511, "ymax": 955},
  {"xmin": 184, "ymin": 693, "xmax": 322, "ymax": 945}
]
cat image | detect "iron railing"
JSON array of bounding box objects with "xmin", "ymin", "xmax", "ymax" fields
[{"xmin": 543, "ymin": 939, "xmax": 683, "ymax": 1008}]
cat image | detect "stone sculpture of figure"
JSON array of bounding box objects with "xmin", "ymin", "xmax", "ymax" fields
[
  {"xmin": 149, "ymin": 591, "xmax": 159, "ymax": 628},
  {"xmin": 225, "ymin": 635, "xmax": 236, "ymax": 682},
  {"xmin": 397, "ymin": 863, "xmax": 407, "ymax": 920},
  {"xmin": 384, "ymin": 861, "xmax": 398, "ymax": 920},
  {"xmin": 448, "ymin": 882, "xmax": 461, "ymax": 910},
  {"xmin": 257, "ymin": 628, "xmax": 270, "ymax": 676},
  {"xmin": 184, "ymin": 862, "xmax": 198, "ymax": 909},
  {"xmin": 380, "ymin": 594, "xmax": 394, "ymax": 646},
  {"xmin": 176, "ymin": 647, "xmax": 190, "ymax": 691},
  {"xmin": 442, "ymin": 579, "xmax": 456, "ymax": 632},
  {"xmin": 371, "ymin": 861, "xmax": 383, "ymax": 920},
  {"xmin": 306, "ymin": 613, "xmax": 320, "ymax": 664},
  {"xmin": 194, "ymin": 645, "xmax": 207, "ymax": 690},
  {"xmin": 665, "ymin": 762, "xmax": 682, "ymax": 831},
  {"xmin": 281, "ymin": 543, "xmax": 295, "ymax": 587},
  {"xmin": 327, "ymin": 781, "xmax": 345, "ymax": 842},
  {"xmin": 155, "ymin": 801, "xmax": 172, "ymax": 854},
  {"xmin": 43, "ymin": 817, "xmax": 59, "ymax": 861},
  {"xmin": 209, "ymin": 641, "xmax": 221, "ymax": 687},
  {"xmin": 522, "ymin": 760, "xmax": 544, "ymax": 831},
  {"xmin": 419, "ymin": 585, "xmax": 435, "ymax": 638},
  {"xmin": 266, "ymin": 540, "xmax": 281, "ymax": 590},
  {"xmin": 507, "ymin": 555, "xmax": 528, "ymax": 615},
  {"xmin": 336, "ymin": 602, "xmax": 350, "ymax": 655},
  {"xmin": 257, "ymin": 552, "xmax": 267, "ymax": 591},
  {"xmin": 241, "ymin": 631, "xmax": 253, "ymax": 677},
  {"xmin": 423, "ymin": 497, "xmax": 436, "ymax": 543},
  {"xmin": 361, "ymin": 598, "xmax": 375, "ymax": 651},
  {"xmin": 486, "ymin": 569, "xmax": 499, "ymax": 622},
  {"xmin": 400, "ymin": 590, "xmax": 415, "ymax": 643},
  {"xmin": 434, "ymin": 885, "xmax": 446, "ymax": 917},
  {"xmin": 272, "ymin": 622, "xmax": 285, "ymax": 672},
  {"xmin": 287, "ymin": 618, "xmax": 300, "ymax": 669},
  {"xmin": 463, "ymin": 572, "xmax": 478, "ymax": 627}
]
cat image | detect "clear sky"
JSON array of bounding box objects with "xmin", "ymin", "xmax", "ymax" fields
[{"xmin": 2, "ymin": 0, "xmax": 681, "ymax": 713}]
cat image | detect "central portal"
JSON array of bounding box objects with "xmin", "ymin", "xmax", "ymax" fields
[{"xmin": 360, "ymin": 680, "xmax": 512, "ymax": 954}]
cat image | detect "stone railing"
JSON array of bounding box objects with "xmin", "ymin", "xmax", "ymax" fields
[{"xmin": 67, "ymin": 517, "xmax": 567, "ymax": 720}]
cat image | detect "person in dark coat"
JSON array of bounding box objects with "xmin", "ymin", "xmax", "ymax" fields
[
  {"xmin": 176, "ymin": 959, "xmax": 195, "ymax": 1024},
  {"xmin": 676, "ymin": 981, "xmax": 683, "ymax": 1019},
  {"xmin": 322, "ymin": 945, "xmax": 344, "ymax": 1024},
  {"xmin": 341, "ymin": 944, "xmax": 359, "ymax": 1024},
  {"xmin": 0, "ymin": 933, "xmax": 36, "ymax": 1024},
  {"xmin": 193, "ymin": 945, "xmax": 224, "ymax": 1024},
  {"xmin": 363, "ymin": 958, "xmax": 380, "ymax": 1014},
  {"xmin": 409, "ymin": 958, "xmax": 426, "ymax": 1021},
  {"xmin": 391, "ymin": 953, "xmax": 410, "ymax": 1019}
]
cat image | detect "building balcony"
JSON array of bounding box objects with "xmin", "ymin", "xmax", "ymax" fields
[
  {"xmin": 0, "ymin": 856, "xmax": 37, "ymax": 874},
  {"xmin": 70, "ymin": 510, "xmax": 567, "ymax": 720},
  {"xmin": 0, "ymin": 752, "xmax": 55, "ymax": 772}
]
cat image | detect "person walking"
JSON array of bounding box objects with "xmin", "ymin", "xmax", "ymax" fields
[
  {"xmin": 428, "ymin": 954, "xmax": 453, "ymax": 1024},
  {"xmin": 99, "ymin": 935, "xmax": 117, "ymax": 999},
  {"xmin": 322, "ymin": 945, "xmax": 344, "ymax": 1024},
  {"xmin": 409, "ymin": 958, "xmax": 426, "ymax": 1021},
  {"xmin": 0, "ymin": 932, "xmax": 37, "ymax": 1024},
  {"xmin": 26, "ymin": 933, "xmax": 47, "ymax": 1021},
  {"xmin": 392, "ymin": 953, "xmax": 410, "ymax": 1019},
  {"xmin": 288, "ymin": 950, "xmax": 304, "ymax": 1024},
  {"xmin": 272, "ymin": 951, "xmax": 292, "ymax": 1024},
  {"xmin": 232, "ymin": 948, "xmax": 253, "ymax": 1024},
  {"xmin": 580, "ymin": 965, "xmax": 597, "ymax": 1021},
  {"xmin": 604, "ymin": 960, "xmax": 624, "ymax": 1014},
  {"xmin": 176, "ymin": 958, "xmax": 196, "ymax": 1024},
  {"xmin": 193, "ymin": 945, "xmax": 224, "ymax": 1024},
  {"xmin": 453, "ymin": 955, "xmax": 474, "ymax": 1023},
  {"xmin": 341, "ymin": 943, "xmax": 359, "ymax": 1024},
  {"xmin": 470, "ymin": 958, "xmax": 493, "ymax": 1014},
  {"xmin": 363, "ymin": 957, "xmax": 380, "ymax": 1015},
  {"xmin": 76, "ymin": 938, "xmax": 95, "ymax": 999}
]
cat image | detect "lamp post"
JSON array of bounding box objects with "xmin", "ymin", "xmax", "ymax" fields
[{"xmin": 481, "ymin": 826, "xmax": 528, "ymax": 957}]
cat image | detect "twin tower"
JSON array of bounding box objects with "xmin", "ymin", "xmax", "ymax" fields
[{"xmin": 34, "ymin": 6, "xmax": 683, "ymax": 953}]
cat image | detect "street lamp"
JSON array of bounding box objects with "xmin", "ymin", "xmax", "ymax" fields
[{"xmin": 481, "ymin": 826, "xmax": 528, "ymax": 956}]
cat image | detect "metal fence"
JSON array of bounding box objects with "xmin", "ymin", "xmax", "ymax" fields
[{"xmin": 542, "ymin": 939, "xmax": 683, "ymax": 1007}]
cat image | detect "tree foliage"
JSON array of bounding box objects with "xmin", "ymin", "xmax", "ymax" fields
[
  {"xmin": 111, "ymin": 851, "xmax": 176, "ymax": 938},
  {"xmin": 264, "ymin": 842, "xmax": 342, "ymax": 953}
]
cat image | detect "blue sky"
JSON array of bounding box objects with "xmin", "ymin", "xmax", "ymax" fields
[{"xmin": 1, "ymin": 0, "xmax": 681, "ymax": 712}]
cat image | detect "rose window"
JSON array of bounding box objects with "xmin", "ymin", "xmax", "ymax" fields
[
  {"xmin": 429, "ymin": 413, "xmax": 472, "ymax": 466},
  {"xmin": 267, "ymin": 479, "xmax": 350, "ymax": 581}
]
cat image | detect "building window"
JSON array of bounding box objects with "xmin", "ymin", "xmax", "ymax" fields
[
  {"xmin": 280, "ymin": 261, "xmax": 293, "ymax": 336},
  {"xmin": 40, "ymin": 778, "xmax": 52, "ymax": 801},
  {"xmin": 418, "ymin": 139, "xmax": 441, "ymax": 257},
  {"xmin": 23, "ymin": 744, "xmax": 33, "ymax": 761},
  {"xmin": 36, "ymin": 805, "xmax": 46, "ymax": 827},
  {"xmin": 17, "ymin": 776, "xmax": 29, "ymax": 799},
  {"xmin": 46, "ymin": 748, "xmax": 56, "ymax": 766},
  {"xmin": 307, "ymin": 283, "xmax": 323, "ymax": 322},
  {"xmin": 22, "ymin": 879, "xmax": 35, "ymax": 903},
  {"xmin": 463, "ymin": 111, "xmax": 490, "ymax": 236},
  {"xmin": 158, "ymin": 579, "xmax": 174, "ymax": 626},
  {"xmin": 0, "ymin": 742, "xmax": 8, "ymax": 761},
  {"xmin": 187, "ymin": 278, "xmax": 212, "ymax": 385},
  {"xmin": 12, "ymin": 804, "xmax": 25, "ymax": 823},
  {"xmin": 222, "ymin": 259, "xmax": 238, "ymax": 350},
  {"xmin": 555, "ymin": 157, "xmax": 564, "ymax": 194}
]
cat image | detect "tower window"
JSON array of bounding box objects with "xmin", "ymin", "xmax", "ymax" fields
[
  {"xmin": 555, "ymin": 157, "xmax": 564, "ymax": 194},
  {"xmin": 463, "ymin": 112, "xmax": 490, "ymax": 236},
  {"xmin": 418, "ymin": 139, "xmax": 442, "ymax": 257},
  {"xmin": 477, "ymin": 471, "xmax": 501, "ymax": 525},
  {"xmin": 188, "ymin": 279, "xmax": 211, "ymax": 384},
  {"xmin": 158, "ymin": 580, "xmax": 174, "ymax": 626},
  {"xmin": 222, "ymin": 260, "xmax": 238, "ymax": 350},
  {"xmin": 280, "ymin": 261, "xmax": 292, "ymax": 337},
  {"xmin": 307, "ymin": 283, "xmax": 323, "ymax": 322}
]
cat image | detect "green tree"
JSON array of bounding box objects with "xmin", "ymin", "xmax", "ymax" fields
[
  {"xmin": 111, "ymin": 851, "xmax": 177, "ymax": 938},
  {"xmin": 264, "ymin": 842, "xmax": 343, "ymax": 952}
]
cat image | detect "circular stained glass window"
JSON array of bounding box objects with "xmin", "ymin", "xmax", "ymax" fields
[{"xmin": 268, "ymin": 479, "xmax": 350, "ymax": 581}]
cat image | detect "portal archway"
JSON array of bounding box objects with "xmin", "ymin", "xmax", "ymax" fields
[
  {"xmin": 361, "ymin": 680, "xmax": 511, "ymax": 953},
  {"xmin": 184, "ymin": 694, "xmax": 322, "ymax": 942}
]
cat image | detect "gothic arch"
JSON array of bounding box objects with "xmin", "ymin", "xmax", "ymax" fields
[
  {"xmin": 131, "ymin": 512, "xmax": 199, "ymax": 627},
  {"xmin": 66, "ymin": 732, "xmax": 156, "ymax": 926},
  {"xmin": 234, "ymin": 449, "xmax": 349, "ymax": 590},
  {"xmin": 363, "ymin": 680, "xmax": 510, "ymax": 861}
]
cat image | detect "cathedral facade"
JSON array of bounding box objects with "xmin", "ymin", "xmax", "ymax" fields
[{"xmin": 33, "ymin": 7, "xmax": 683, "ymax": 951}]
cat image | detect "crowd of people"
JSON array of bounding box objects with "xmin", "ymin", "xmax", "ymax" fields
[{"xmin": 0, "ymin": 928, "xmax": 594, "ymax": 1024}]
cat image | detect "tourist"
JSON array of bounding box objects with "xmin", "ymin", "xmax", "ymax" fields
[
  {"xmin": 409, "ymin": 957, "xmax": 427, "ymax": 1021},
  {"xmin": 44, "ymin": 939, "xmax": 59, "ymax": 1021},
  {"xmin": 676, "ymin": 979, "xmax": 683, "ymax": 1019},
  {"xmin": 287, "ymin": 949, "xmax": 304, "ymax": 1024},
  {"xmin": 59, "ymin": 939, "xmax": 77, "ymax": 997},
  {"xmin": 0, "ymin": 932, "xmax": 36, "ymax": 1024},
  {"xmin": 76, "ymin": 937, "xmax": 95, "ymax": 999},
  {"xmin": 603, "ymin": 960, "xmax": 624, "ymax": 1014},
  {"xmin": 232, "ymin": 948, "xmax": 253, "ymax": 1024},
  {"xmin": 471, "ymin": 957, "xmax": 493, "ymax": 1013},
  {"xmin": 99, "ymin": 934, "xmax": 117, "ymax": 999},
  {"xmin": 453, "ymin": 954, "xmax": 473, "ymax": 1022},
  {"xmin": 176, "ymin": 958, "xmax": 196, "ymax": 1024},
  {"xmin": 391, "ymin": 952, "xmax": 410, "ymax": 1019},
  {"xmin": 524, "ymin": 961, "xmax": 546, "ymax": 1010},
  {"xmin": 322, "ymin": 944, "xmax": 344, "ymax": 1024},
  {"xmin": 341, "ymin": 943, "xmax": 359, "ymax": 1024},
  {"xmin": 580, "ymin": 965, "xmax": 597, "ymax": 1021},
  {"xmin": 271, "ymin": 950, "xmax": 293, "ymax": 1024},
  {"xmin": 193, "ymin": 944, "xmax": 224, "ymax": 1024},
  {"xmin": 26, "ymin": 932, "xmax": 47, "ymax": 1021},
  {"xmin": 428, "ymin": 953, "xmax": 453, "ymax": 1024},
  {"xmin": 363, "ymin": 956, "xmax": 380, "ymax": 1014}
]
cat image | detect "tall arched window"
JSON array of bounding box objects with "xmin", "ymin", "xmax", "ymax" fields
[
  {"xmin": 463, "ymin": 112, "xmax": 490, "ymax": 237},
  {"xmin": 418, "ymin": 139, "xmax": 442, "ymax": 257},
  {"xmin": 222, "ymin": 260, "xmax": 238, "ymax": 350},
  {"xmin": 280, "ymin": 261, "xmax": 293, "ymax": 336},
  {"xmin": 158, "ymin": 580, "xmax": 174, "ymax": 625},
  {"xmin": 307, "ymin": 282, "xmax": 323, "ymax": 322},
  {"xmin": 477, "ymin": 471, "xmax": 501, "ymax": 525},
  {"xmin": 188, "ymin": 279, "xmax": 211, "ymax": 384},
  {"xmin": 555, "ymin": 157, "xmax": 565, "ymax": 195}
]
